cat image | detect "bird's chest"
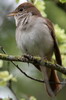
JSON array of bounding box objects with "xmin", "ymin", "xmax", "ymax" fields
[{"xmin": 16, "ymin": 18, "xmax": 54, "ymax": 57}]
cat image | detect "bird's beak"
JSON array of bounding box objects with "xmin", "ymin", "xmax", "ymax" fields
[{"xmin": 7, "ymin": 11, "xmax": 17, "ymax": 17}]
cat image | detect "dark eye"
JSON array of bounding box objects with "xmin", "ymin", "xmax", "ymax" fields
[{"xmin": 19, "ymin": 8, "xmax": 23, "ymax": 12}]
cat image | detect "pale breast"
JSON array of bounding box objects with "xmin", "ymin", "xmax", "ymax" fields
[{"xmin": 16, "ymin": 16, "xmax": 54, "ymax": 58}]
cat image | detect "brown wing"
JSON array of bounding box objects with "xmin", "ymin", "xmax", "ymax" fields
[
  {"xmin": 43, "ymin": 18, "xmax": 62, "ymax": 96},
  {"xmin": 45, "ymin": 18, "xmax": 62, "ymax": 66}
]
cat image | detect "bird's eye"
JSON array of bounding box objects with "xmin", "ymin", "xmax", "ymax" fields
[{"xmin": 19, "ymin": 8, "xmax": 23, "ymax": 12}]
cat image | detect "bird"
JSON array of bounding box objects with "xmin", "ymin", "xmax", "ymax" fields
[{"xmin": 8, "ymin": 2, "xmax": 62, "ymax": 97}]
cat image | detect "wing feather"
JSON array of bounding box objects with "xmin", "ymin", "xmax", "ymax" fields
[{"xmin": 45, "ymin": 18, "xmax": 62, "ymax": 66}]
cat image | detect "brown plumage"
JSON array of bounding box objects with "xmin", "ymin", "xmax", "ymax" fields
[
  {"xmin": 8, "ymin": 2, "xmax": 62, "ymax": 97},
  {"xmin": 19, "ymin": 3, "xmax": 62, "ymax": 95}
]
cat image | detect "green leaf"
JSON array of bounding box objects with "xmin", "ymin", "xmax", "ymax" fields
[
  {"xmin": 3, "ymin": 98, "xmax": 12, "ymax": 100},
  {"xmin": 59, "ymin": 0, "xmax": 66, "ymax": 3},
  {"xmin": 0, "ymin": 71, "xmax": 16, "ymax": 86},
  {"xmin": 34, "ymin": 0, "xmax": 47, "ymax": 17},
  {"xmin": 16, "ymin": 0, "xmax": 19, "ymax": 3},
  {"xmin": 29, "ymin": 96, "xmax": 37, "ymax": 100},
  {"xmin": 20, "ymin": 99, "xmax": 25, "ymax": 100},
  {"xmin": 54, "ymin": 24, "xmax": 66, "ymax": 44},
  {"xmin": 62, "ymin": 74, "xmax": 66, "ymax": 79},
  {"xmin": 0, "ymin": 60, "xmax": 3, "ymax": 68}
]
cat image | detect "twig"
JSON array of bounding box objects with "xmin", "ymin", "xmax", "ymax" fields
[
  {"xmin": 0, "ymin": 46, "xmax": 44, "ymax": 83},
  {"xmin": 0, "ymin": 46, "xmax": 66, "ymax": 84},
  {"xmin": 0, "ymin": 53, "xmax": 66, "ymax": 75}
]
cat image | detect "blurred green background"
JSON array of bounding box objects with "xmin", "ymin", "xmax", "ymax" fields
[{"xmin": 0, "ymin": 0, "xmax": 66, "ymax": 100}]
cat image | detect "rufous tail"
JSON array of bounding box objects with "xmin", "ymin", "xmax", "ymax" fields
[{"xmin": 40, "ymin": 67, "xmax": 62, "ymax": 97}]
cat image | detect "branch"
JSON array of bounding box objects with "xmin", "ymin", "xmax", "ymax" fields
[
  {"xmin": 0, "ymin": 46, "xmax": 66, "ymax": 84},
  {"xmin": 0, "ymin": 53, "xmax": 66, "ymax": 75}
]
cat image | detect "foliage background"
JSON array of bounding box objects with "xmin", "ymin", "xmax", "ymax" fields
[{"xmin": 0, "ymin": 0, "xmax": 66, "ymax": 100}]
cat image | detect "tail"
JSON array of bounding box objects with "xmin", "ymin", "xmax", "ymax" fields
[
  {"xmin": 40, "ymin": 66, "xmax": 62, "ymax": 97},
  {"xmin": 40, "ymin": 18, "xmax": 62, "ymax": 96},
  {"xmin": 40, "ymin": 39, "xmax": 62, "ymax": 97}
]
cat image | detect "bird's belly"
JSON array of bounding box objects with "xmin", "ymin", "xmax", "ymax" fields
[{"xmin": 16, "ymin": 29, "xmax": 54, "ymax": 58}]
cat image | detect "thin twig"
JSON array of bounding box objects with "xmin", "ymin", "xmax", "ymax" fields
[
  {"xmin": 0, "ymin": 46, "xmax": 44, "ymax": 83},
  {"xmin": 0, "ymin": 46, "xmax": 66, "ymax": 84}
]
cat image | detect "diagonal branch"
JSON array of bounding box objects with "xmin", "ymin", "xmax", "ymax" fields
[{"xmin": 0, "ymin": 47, "xmax": 44, "ymax": 84}]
